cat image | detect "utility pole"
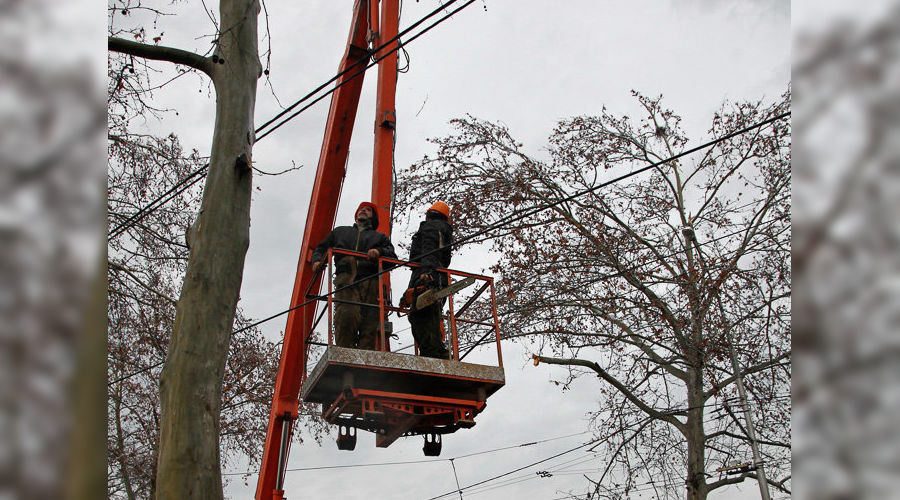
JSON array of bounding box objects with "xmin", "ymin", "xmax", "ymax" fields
[
  {"xmin": 708, "ymin": 282, "xmax": 772, "ymax": 500},
  {"xmin": 728, "ymin": 343, "xmax": 772, "ymax": 500}
]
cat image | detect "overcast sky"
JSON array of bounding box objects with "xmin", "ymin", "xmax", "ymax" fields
[{"xmin": 116, "ymin": 1, "xmax": 790, "ymax": 498}]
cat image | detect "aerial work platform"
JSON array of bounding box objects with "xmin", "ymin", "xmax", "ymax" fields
[
  {"xmin": 302, "ymin": 346, "xmax": 505, "ymax": 448},
  {"xmin": 255, "ymin": 1, "xmax": 506, "ymax": 496},
  {"xmin": 296, "ymin": 250, "xmax": 506, "ymax": 454}
]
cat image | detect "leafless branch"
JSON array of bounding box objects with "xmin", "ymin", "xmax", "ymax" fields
[{"xmin": 108, "ymin": 36, "xmax": 214, "ymax": 75}]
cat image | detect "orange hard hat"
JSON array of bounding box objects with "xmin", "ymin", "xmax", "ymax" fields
[{"xmin": 427, "ymin": 201, "xmax": 451, "ymax": 219}]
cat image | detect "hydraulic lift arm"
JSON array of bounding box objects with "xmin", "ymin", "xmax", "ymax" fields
[{"xmin": 255, "ymin": 1, "xmax": 400, "ymax": 499}]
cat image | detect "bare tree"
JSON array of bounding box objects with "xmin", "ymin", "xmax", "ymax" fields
[
  {"xmin": 108, "ymin": 0, "xmax": 263, "ymax": 497},
  {"xmin": 106, "ymin": 128, "xmax": 319, "ymax": 499},
  {"xmin": 395, "ymin": 91, "xmax": 791, "ymax": 500}
]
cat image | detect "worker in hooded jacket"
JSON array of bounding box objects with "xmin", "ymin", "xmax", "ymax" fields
[
  {"xmin": 311, "ymin": 202, "xmax": 397, "ymax": 350},
  {"xmin": 406, "ymin": 201, "xmax": 454, "ymax": 359}
]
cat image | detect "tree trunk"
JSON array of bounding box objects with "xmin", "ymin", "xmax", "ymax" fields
[
  {"xmin": 68, "ymin": 263, "xmax": 109, "ymax": 500},
  {"xmin": 155, "ymin": 1, "xmax": 260, "ymax": 498},
  {"xmin": 685, "ymin": 365, "xmax": 708, "ymax": 500}
]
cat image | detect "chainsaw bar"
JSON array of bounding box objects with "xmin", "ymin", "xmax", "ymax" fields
[{"xmin": 415, "ymin": 276, "xmax": 476, "ymax": 309}]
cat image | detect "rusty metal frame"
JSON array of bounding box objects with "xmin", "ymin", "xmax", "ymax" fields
[{"xmin": 323, "ymin": 387, "xmax": 486, "ymax": 447}]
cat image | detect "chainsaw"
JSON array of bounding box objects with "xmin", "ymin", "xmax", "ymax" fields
[{"xmin": 400, "ymin": 276, "xmax": 476, "ymax": 311}]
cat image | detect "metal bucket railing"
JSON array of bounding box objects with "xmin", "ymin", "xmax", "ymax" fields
[{"xmin": 305, "ymin": 247, "xmax": 503, "ymax": 367}]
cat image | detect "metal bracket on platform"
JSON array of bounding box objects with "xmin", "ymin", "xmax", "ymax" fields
[
  {"xmin": 423, "ymin": 433, "xmax": 442, "ymax": 456},
  {"xmin": 336, "ymin": 425, "xmax": 357, "ymax": 451}
]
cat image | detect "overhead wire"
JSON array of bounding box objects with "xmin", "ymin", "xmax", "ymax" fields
[
  {"xmin": 108, "ymin": 164, "xmax": 209, "ymax": 239},
  {"xmin": 452, "ymin": 219, "xmax": 790, "ymax": 357},
  {"xmin": 109, "ymin": 111, "xmax": 790, "ymax": 386},
  {"xmin": 424, "ymin": 437, "xmax": 602, "ymax": 500},
  {"xmin": 459, "ymin": 452, "xmax": 602, "ymax": 498},
  {"xmin": 454, "ymin": 424, "xmax": 790, "ymax": 499},
  {"xmin": 231, "ymin": 110, "xmax": 790, "ymax": 338},
  {"xmin": 371, "ymin": 401, "xmax": 786, "ymax": 498},
  {"xmin": 108, "ymin": 360, "xmax": 163, "ymax": 387},
  {"xmin": 255, "ymin": 0, "xmax": 474, "ymax": 141},
  {"xmin": 108, "ymin": 0, "xmax": 475, "ymax": 240},
  {"xmin": 396, "ymin": 0, "xmax": 411, "ymax": 73},
  {"xmin": 220, "ymin": 429, "xmax": 590, "ymax": 476}
]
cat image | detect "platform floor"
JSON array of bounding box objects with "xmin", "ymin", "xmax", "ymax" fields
[{"xmin": 301, "ymin": 346, "xmax": 505, "ymax": 405}]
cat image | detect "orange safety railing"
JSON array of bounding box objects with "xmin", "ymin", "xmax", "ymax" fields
[{"xmin": 305, "ymin": 247, "xmax": 503, "ymax": 368}]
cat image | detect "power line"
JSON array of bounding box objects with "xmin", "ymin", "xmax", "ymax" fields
[
  {"xmin": 108, "ymin": 0, "xmax": 476, "ymax": 240},
  {"xmin": 463, "ymin": 441, "xmax": 788, "ymax": 499},
  {"xmin": 445, "ymin": 111, "xmax": 790, "ymax": 262},
  {"xmin": 255, "ymin": 0, "xmax": 474, "ymax": 141},
  {"xmin": 108, "ymin": 331, "xmax": 285, "ymax": 388},
  {"xmin": 220, "ymin": 429, "xmax": 590, "ymax": 476},
  {"xmin": 453, "ymin": 219, "xmax": 790, "ymax": 356},
  {"xmin": 108, "ymin": 164, "xmax": 208, "ymax": 239},
  {"xmin": 425, "ymin": 437, "xmax": 601, "ymax": 500},
  {"xmin": 110, "ymin": 112, "xmax": 790, "ymax": 386},
  {"xmin": 460, "ymin": 453, "xmax": 603, "ymax": 498},
  {"xmin": 454, "ymin": 430, "xmax": 590, "ymax": 459},
  {"xmin": 231, "ymin": 111, "xmax": 790, "ymax": 338},
  {"xmin": 107, "ymin": 359, "xmax": 164, "ymax": 387},
  {"xmin": 254, "ymin": 0, "xmax": 464, "ymax": 136}
]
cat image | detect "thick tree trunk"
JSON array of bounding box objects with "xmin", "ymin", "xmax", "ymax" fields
[{"xmin": 155, "ymin": 1, "xmax": 260, "ymax": 498}]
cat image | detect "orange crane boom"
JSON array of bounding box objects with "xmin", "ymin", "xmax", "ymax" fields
[
  {"xmin": 255, "ymin": 2, "xmax": 399, "ymax": 498},
  {"xmin": 255, "ymin": 3, "xmax": 504, "ymax": 498}
]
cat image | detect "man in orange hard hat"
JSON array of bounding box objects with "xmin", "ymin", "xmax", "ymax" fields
[
  {"xmin": 311, "ymin": 202, "xmax": 396, "ymax": 350},
  {"xmin": 405, "ymin": 201, "xmax": 453, "ymax": 359}
]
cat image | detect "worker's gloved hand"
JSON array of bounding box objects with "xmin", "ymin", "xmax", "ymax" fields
[
  {"xmin": 312, "ymin": 260, "xmax": 324, "ymax": 273},
  {"xmin": 416, "ymin": 271, "xmax": 435, "ymax": 286},
  {"xmin": 367, "ymin": 249, "xmax": 380, "ymax": 261}
]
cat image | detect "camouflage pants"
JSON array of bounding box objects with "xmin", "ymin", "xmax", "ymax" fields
[{"xmin": 333, "ymin": 272, "xmax": 381, "ymax": 350}]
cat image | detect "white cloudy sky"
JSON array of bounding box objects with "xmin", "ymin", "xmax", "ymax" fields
[{"xmin": 111, "ymin": 1, "xmax": 791, "ymax": 498}]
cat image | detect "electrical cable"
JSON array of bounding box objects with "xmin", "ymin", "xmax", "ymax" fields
[
  {"xmin": 109, "ymin": 111, "xmax": 790, "ymax": 386},
  {"xmin": 449, "ymin": 458, "xmax": 464, "ymax": 500},
  {"xmin": 453, "ymin": 430, "xmax": 590, "ymax": 459},
  {"xmin": 108, "ymin": 164, "xmax": 208, "ymax": 239},
  {"xmin": 453, "ymin": 219, "xmax": 790, "ymax": 356},
  {"xmin": 107, "ymin": 359, "xmax": 164, "ymax": 387},
  {"xmin": 254, "ymin": 0, "xmax": 475, "ymax": 142},
  {"xmin": 108, "ymin": 330, "xmax": 285, "ymax": 388},
  {"xmin": 231, "ymin": 110, "xmax": 790, "ymax": 338},
  {"xmin": 220, "ymin": 429, "xmax": 591, "ymax": 476},
  {"xmin": 109, "ymin": 0, "xmax": 475, "ymax": 240},
  {"xmin": 424, "ymin": 437, "xmax": 601, "ymax": 500},
  {"xmin": 440, "ymin": 426, "xmax": 789, "ymax": 499},
  {"xmin": 255, "ymin": 0, "xmax": 469, "ymax": 138},
  {"xmin": 459, "ymin": 451, "xmax": 602, "ymax": 497},
  {"xmin": 462, "ymin": 434, "xmax": 771, "ymax": 499},
  {"xmin": 443, "ymin": 111, "xmax": 790, "ymax": 262},
  {"xmin": 111, "ymin": 221, "xmax": 789, "ymax": 388}
]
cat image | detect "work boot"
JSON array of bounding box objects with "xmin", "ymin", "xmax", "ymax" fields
[{"xmin": 421, "ymin": 348, "xmax": 449, "ymax": 359}]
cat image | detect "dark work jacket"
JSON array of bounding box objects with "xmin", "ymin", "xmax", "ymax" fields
[
  {"xmin": 311, "ymin": 224, "xmax": 396, "ymax": 279},
  {"xmin": 407, "ymin": 218, "xmax": 453, "ymax": 289}
]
